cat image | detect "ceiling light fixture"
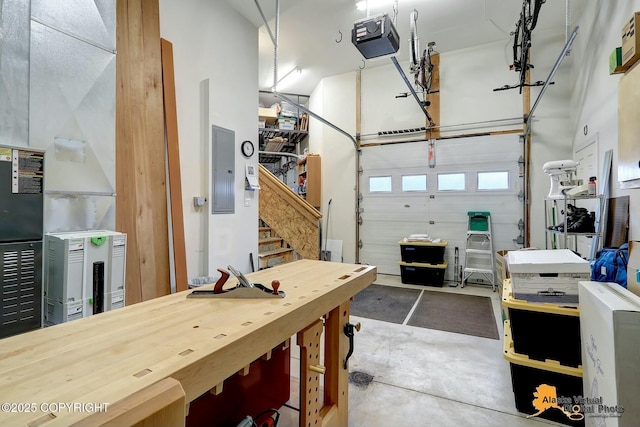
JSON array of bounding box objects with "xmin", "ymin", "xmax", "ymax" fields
[
  {"xmin": 274, "ymin": 67, "xmax": 302, "ymax": 91},
  {"xmin": 355, "ymin": 0, "xmax": 392, "ymax": 11}
]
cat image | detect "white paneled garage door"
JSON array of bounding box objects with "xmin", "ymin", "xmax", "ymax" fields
[{"xmin": 359, "ymin": 134, "xmax": 524, "ymax": 279}]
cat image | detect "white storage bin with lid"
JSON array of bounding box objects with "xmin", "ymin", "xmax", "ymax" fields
[{"xmin": 508, "ymin": 249, "xmax": 590, "ymax": 305}]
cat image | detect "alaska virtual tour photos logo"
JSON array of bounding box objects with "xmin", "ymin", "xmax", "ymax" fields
[{"xmin": 527, "ymin": 384, "xmax": 624, "ymax": 422}]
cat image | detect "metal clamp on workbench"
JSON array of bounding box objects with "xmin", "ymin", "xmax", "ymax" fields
[{"xmin": 343, "ymin": 321, "xmax": 361, "ymax": 369}]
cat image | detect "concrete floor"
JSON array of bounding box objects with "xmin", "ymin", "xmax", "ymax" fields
[{"xmin": 276, "ymin": 274, "xmax": 565, "ymax": 427}]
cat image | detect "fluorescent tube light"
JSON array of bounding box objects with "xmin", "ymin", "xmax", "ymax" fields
[
  {"xmin": 356, "ymin": 0, "xmax": 392, "ymax": 11},
  {"xmin": 275, "ymin": 67, "xmax": 302, "ymax": 91}
]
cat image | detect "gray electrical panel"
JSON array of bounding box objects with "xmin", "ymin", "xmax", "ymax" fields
[
  {"xmin": 212, "ymin": 125, "xmax": 235, "ymax": 214},
  {"xmin": 0, "ymin": 146, "xmax": 45, "ymax": 339}
]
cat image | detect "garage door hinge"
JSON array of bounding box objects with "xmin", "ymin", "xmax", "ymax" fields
[
  {"xmin": 517, "ymin": 190, "xmax": 524, "ymax": 202},
  {"xmin": 358, "ymin": 166, "xmax": 363, "ymax": 175},
  {"xmin": 358, "ymin": 193, "xmax": 363, "ymax": 203},
  {"xmin": 357, "ymin": 216, "xmax": 363, "ymax": 225},
  {"xmin": 513, "ymin": 235, "xmax": 524, "ymax": 245},
  {"xmin": 358, "ymin": 240, "xmax": 363, "ymax": 249},
  {"xmin": 518, "ymin": 219, "xmax": 524, "ymax": 230}
]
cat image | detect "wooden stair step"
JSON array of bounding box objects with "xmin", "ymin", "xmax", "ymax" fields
[
  {"xmin": 259, "ymin": 237, "xmax": 285, "ymax": 253},
  {"xmin": 258, "ymin": 248, "xmax": 295, "ymax": 269},
  {"xmin": 258, "ymin": 247, "xmax": 294, "ymax": 257},
  {"xmin": 259, "ymin": 227, "xmax": 272, "ymax": 239},
  {"xmin": 259, "ymin": 237, "xmax": 283, "ymax": 244}
]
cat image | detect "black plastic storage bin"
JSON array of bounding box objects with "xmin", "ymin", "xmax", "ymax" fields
[
  {"xmin": 502, "ymin": 280, "xmax": 581, "ymax": 368},
  {"xmin": 504, "ymin": 320, "xmax": 584, "ymax": 427},
  {"xmin": 398, "ymin": 261, "xmax": 447, "ymax": 286},
  {"xmin": 398, "ymin": 240, "xmax": 447, "ymax": 264}
]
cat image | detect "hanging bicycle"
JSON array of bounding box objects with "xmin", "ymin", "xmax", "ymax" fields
[
  {"xmin": 409, "ymin": 9, "xmax": 436, "ymax": 95},
  {"xmin": 494, "ymin": 0, "xmax": 546, "ymax": 93}
]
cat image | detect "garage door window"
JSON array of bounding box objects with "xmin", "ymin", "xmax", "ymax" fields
[
  {"xmin": 402, "ymin": 174, "xmax": 427, "ymax": 192},
  {"xmin": 437, "ymin": 173, "xmax": 465, "ymax": 191},
  {"xmin": 477, "ymin": 171, "xmax": 509, "ymax": 190},
  {"xmin": 369, "ymin": 176, "xmax": 392, "ymax": 192}
]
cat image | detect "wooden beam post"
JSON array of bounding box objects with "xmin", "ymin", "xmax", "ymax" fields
[
  {"xmin": 116, "ymin": 0, "xmax": 171, "ymax": 303},
  {"xmin": 298, "ymin": 319, "xmax": 325, "ymax": 427},
  {"xmin": 426, "ymin": 53, "xmax": 441, "ymax": 139},
  {"xmin": 322, "ymin": 302, "xmax": 350, "ymax": 427},
  {"xmin": 161, "ymin": 38, "xmax": 188, "ymax": 293}
]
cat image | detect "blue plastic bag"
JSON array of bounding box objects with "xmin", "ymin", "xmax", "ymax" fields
[{"xmin": 591, "ymin": 243, "xmax": 629, "ymax": 288}]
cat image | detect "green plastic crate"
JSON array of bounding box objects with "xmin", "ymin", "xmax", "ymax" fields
[{"xmin": 468, "ymin": 211, "xmax": 490, "ymax": 231}]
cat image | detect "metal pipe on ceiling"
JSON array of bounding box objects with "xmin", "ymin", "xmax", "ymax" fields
[
  {"xmin": 526, "ymin": 26, "xmax": 579, "ymax": 132},
  {"xmin": 565, "ymin": 0, "xmax": 571, "ymax": 52},
  {"xmin": 253, "ymin": 0, "xmax": 276, "ymax": 45},
  {"xmin": 359, "ymin": 116, "xmax": 524, "ymax": 138},
  {"xmin": 273, "ymin": 0, "xmax": 280, "ymax": 90},
  {"xmin": 390, "ymin": 56, "xmax": 434, "ymax": 125},
  {"xmin": 273, "ymin": 92, "xmax": 358, "ymax": 150},
  {"xmin": 259, "ymin": 151, "xmax": 304, "ymax": 160}
]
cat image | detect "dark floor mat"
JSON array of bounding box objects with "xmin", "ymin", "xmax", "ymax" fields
[
  {"xmin": 350, "ymin": 284, "xmax": 421, "ymax": 324},
  {"xmin": 407, "ymin": 291, "xmax": 499, "ymax": 339}
]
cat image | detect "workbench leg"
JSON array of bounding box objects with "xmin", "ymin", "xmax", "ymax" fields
[
  {"xmin": 298, "ymin": 319, "xmax": 324, "ymax": 427},
  {"xmin": 323, "ymin": 302, "xmax": 350, "ymax": 427}
]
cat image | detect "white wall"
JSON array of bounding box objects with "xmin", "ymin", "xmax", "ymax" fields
[
  {"xmin": 308, "ymin": 73, "xmax": 358, "ymax": 263},
  {"xmin": 159, "ymin": 0, "xmax": 259, "ymax": 278},
  {"xmin": 440, "ymin": 40, "xmax": 522, "ymax": 133},
  {"xmin": 571, "ymin": 0, "xmax": 640, "ymax": 240},
  {"xmin": 528, "ymin": 28, "xmax": 574, "ymax": 249}
]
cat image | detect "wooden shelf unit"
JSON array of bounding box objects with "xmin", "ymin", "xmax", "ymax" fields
[{"xmin": 298, "ymin": 154, "xmax": 321, "ymax": 208}]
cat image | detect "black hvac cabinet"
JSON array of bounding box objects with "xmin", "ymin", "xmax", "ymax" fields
[{"xmin": 0, "ymin": 146, "xmax": 44, "ymax": 339}]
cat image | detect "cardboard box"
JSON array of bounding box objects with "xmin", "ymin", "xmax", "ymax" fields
[
  {"xmin": 496, "ymin": 250, "xmax": 510, "ymax": 322},
  {"xmin": 622, "ymin": 12, "xmax": 640, "ymax": 67},
  {"xmin": 627, "ymin": 241, "xmax": 640, "ymax": 297},
  {"xmin": 508, "ymin": 249, "xmax": 590, "ymax": 305},
  {"xmin": 496, "ymin": 250, "xmax": 510, "ymax": 289},
  {"xmin": 258, "ymin": 107, "xmax": 277, "ymax": 125},
  {"xmin": 610, "ymin": 46, "xmax": 630, "ymax": 74},
  {"xmin": 578, "ymin": 281, "xmax": 640, "ymax": 426}
]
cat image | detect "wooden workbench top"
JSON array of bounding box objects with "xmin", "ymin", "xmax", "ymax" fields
[{"xmin": 0, "ymin": 260, "xmax": 376, "ymax": 427}]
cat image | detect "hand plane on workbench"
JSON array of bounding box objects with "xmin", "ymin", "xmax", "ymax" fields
[{"xmin": 187, "ymin": 265, "xmax": 285, "ymax": 299}]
